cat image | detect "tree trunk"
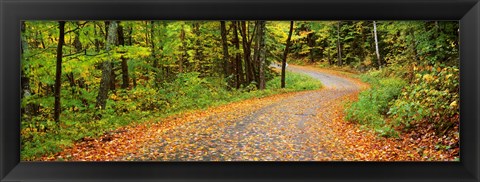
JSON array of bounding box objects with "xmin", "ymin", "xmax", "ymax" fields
[
  {"xmin": 66, "ymin": 73, "xmax": 76, "ymax": 95},
  {"xmin": 21, "ymin": 21, "xmax": 35, "ymax": 116},
  {"xmin": 94, "ymin": 23, "xmax": 100, "ymax": 52},
  {"xmin": 220, "ymin": 21, "xmax": 230, "ymax": 76},
  {"xmin": 73, "ymin": 22, "xmax": 83, "ymax": 52},
  {"xmin": 179, "ymin": 24, "xmax": 186, "ymax": 73},
  {"xmin": 96, "ymin": 21, "xmax": 118, "ymax": 110},
  {"xmin": 239, "ymin": 21, "xmax": 254, "ymax": 85},
  {"xmin": 193, "ymin": 22, "xmax": 203, "ymax": 72},
  {"xmin": 282, "ymin": 21, "xmax": 294, "ymax": 88},
  {"xmin": 256, "ymin": 21, "xmax": 266, "ymax": 90},
  {"xmin": 117, "ymin": 22, "xmax": 129, "ymax": 89},
  {"xmin": 54, "ymin": 21, "xmax": 65, "ymax": 123},
  {"xmin": 109, "ymin": 62, "xmax": 116, "ymax": 92},
  {"xmin": 150, "ymin": 21, "xmax": 160, "ymax": 87},
  {"xmin": 128, "ymin": 26, "xmax": 133, "ymax": 45},
  {"xmin": 373, "ymin": 21, "xmax": 382, "ymax": 68},
  {"xmin": 220, "ymin": 21, "xmax": 235, "ymax": 88},
  {"xmin": 337, "ymin": 21, "xmax": 342, "ymax": 66},
  {"xmin": 232, "ymin": 21, "xmax": 244, "ymax": 88}
]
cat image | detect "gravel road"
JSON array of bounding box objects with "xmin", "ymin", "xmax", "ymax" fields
[{"xmin": 122, "ymin": 65, "xmax": 362, "ymax": 161}]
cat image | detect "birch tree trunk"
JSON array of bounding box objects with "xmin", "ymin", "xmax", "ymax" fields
[
  {"xmin": 96, "ymin": 21, "xmax": 117, "ymax": 110},
  {"xmin": 21, "ymin": 21, "xmax": 35, "ymax": 116},
  {"xmin": 373, "ymin": 21, "xmax": 382, "ymax": 68}
]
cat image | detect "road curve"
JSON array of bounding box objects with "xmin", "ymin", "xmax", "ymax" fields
[{"xmin": 122, "ymin": 65, "xmax": 362, "ymax": 161}]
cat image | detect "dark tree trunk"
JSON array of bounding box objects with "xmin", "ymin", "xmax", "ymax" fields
[
  {"xmin": 68, "ymin": 22, "xmax": 84, "ymax": 95},
  {"xmin": 54, "ymin": 21, "xmax": 65, "ymax": 123},
  {"xmin": 220, "ymin": 21, "xmax": 235, "ymax": 89},
  {"xmin": 232, "ymin": 21, "xmax": 244, "ymax": 89},
  {"xmin": 128, "ymin": 26, "xmax": 133, "ymax": 45},
  {"xmin": 307, "ymin": 33, "xmax": 316, "ymax": 63},
  {"xmin": 121, "ymin": 57, "xmax": 129, "ymax": 89},
  {"xmin": 150, "ymin": 21, "xmax": 160, "ymax": 87},
  {"xmin": 66, "ymin": 73, "xmax": 76, "ymax": 95},
  {"xmin": 282, "ymin": 21, "xmax": 294, "ymax": 88},
  {"xmin": 73, "ymin": 22, "xmax": 83, "ymax": 52},
  {"xmin": 117, "ymin": 21, "xmax": 125, "ymax": 46},
  {"xmin": 192, "ymin": 22, "xmax": 203, "ymax": 73},
  {"xmin": 239, "ymin": 21, "xmax": 254, "ymax": 85},
  {"xmin": 220, "ymin": 21, "xmax": 230, "ymax": 77},
  {"xmin": 179, "ymin": 24, "xmax": 186, "ymax": 73},
  {"xmin": 94, "ymin": 23, "xmax": 101, "ymax": 52},
  {"xmin": 96, "ymin": 21, "xmax": 118, "ymax": 110},
  {"xmin": 109, "ymin": 62, "xmax": 116, "ymax": 92},
  {"xmin": 117, "ymin": 22, "xmax": 130, "ymax": 89},
  {"xmin": 144, "ymin": 21, "xmax": 149, "ymax": 47},
  {"xmin": 337, "ymin": 21, "xmax": 343, "ymax": 66}
]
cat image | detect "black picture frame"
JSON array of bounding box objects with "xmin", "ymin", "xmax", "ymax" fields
[{"xmin": 1, "ymin": 0, "xmax": 479, "ymax": 181}]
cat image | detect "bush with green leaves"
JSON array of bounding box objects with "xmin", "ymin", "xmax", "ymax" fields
[{"xmin": 388, "ymin": 64, "xmax": 459, "ymax": 130}]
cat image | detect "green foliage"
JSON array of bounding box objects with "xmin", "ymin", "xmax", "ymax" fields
[
  {"xmin": 345, "ymin": 70, "xmax": 406, "ymax": 137},
  {"xmin": 388, "ymin": 64, "xmax": 459, "ymax": 130}
]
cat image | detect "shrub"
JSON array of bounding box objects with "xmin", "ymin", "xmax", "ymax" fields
[{"xmin": 388, "ymin": 64, "xmax": 459, "ymax": 130}]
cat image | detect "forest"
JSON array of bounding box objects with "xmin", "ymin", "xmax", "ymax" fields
[{"xmin": 21, "ymin": 21, "xmax": 459, "ymax": 161}]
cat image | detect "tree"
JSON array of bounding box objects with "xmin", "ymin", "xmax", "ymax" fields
[
  {"xmin": 281, "ymin": 21, "xmax": 294, "ymax": 88},
  {"xmin": 256, "ymin": 21, "xmax": 266, "ymax": 90},
  {"xmin": 373, "ymin": 21, "xmax": 382, "ymax": 68},
  {"xmin": 220, "ymin": 22, "xmax": 230, "ymax": 75},
  {"xmin": 239, "ymin": 21, "xmax": 256, "ymax": 85},
  {"xmin": 220, "ymin": 21, "xmax": 234, "ymax": 88},
  {"xmin": 118, "ymin": 21, "xmax": 130, "ymax": 89},
  {"xmin": 21, "ymin": 21, "xmax": 34, "ymax": 116},
  {"xmin": 96, "ymin": 21, "xmax": 118, "ymax": 110},
  {"xmin": 336, "ymin": 21, "xmax": 342, "ymax": 66},
  {"xmin": 232, "ymin": 21, "xmax": 245, "ymax": 88},
  {"xmin": 54, "ymin": 21, "xmax": 65, "ymax": 123},
  {"xmin": 178, "ymin": 23, "xmax": 186, "ymax": 73}
]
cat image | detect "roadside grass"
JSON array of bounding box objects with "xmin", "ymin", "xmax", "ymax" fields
[
  {"xmin": 21, "ymin": 71, "xmax": 322, "ymax": 161},
  {"xmin": 344, "ymin": 69, "xmax": 406, "ymax": 137}
]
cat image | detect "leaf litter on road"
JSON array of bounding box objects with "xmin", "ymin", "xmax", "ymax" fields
[{"xmin": 42, "ymin": 66, "xmax": 457, "ymax": 161}]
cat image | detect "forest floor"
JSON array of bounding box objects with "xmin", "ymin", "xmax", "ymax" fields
[{"xmin": 43, "ymin": 65, "xmax": 452, "ymax": 161}]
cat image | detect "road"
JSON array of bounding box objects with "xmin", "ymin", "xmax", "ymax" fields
[{"xmin": 121, "ymin": 65, "xmax": 362, "ymax": 161}]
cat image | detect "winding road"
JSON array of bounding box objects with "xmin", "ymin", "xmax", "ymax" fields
[{"xmin": 120, "ymin": 65, "xmax": 363, "ymax": 161}]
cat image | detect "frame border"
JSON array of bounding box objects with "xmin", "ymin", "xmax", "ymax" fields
[{"xmin": 1, "ymin": 0, "xmax": 479, "ymax": 181}]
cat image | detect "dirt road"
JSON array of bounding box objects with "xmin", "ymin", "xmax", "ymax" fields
[{"xmin": 121, "ymin": 65, "xmax": 362, "ymax": 161}]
